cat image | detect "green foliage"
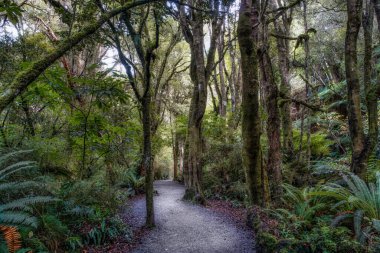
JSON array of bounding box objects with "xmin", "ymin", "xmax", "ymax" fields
[
  {"xmin": 0, "ymin": 150, "xmax": 56, "ymax": 228},
  {"xmin": 293, "ymin": 130, "xmax": 334, "ymax": 157},
  {"xmin": 0, "ymin": 1, "xmax": 23, "ymax": 24},
  {"xmin": 0, "ymin": 150, "xmax": 58, "ymax": 253},
  {"xmin": 115, "ymin": 167, "xmax": 145, "ymax": 196},
  {"xmin": 202, "ymin": 113, "xmax": 245, "ymax": 202},
  {"xmin": 254, "ymin": 183, "xmax": 364, "ymax": 252},
  {"xmin": 257, "ymin": 174, "xmax": 380, "ymax": 252},
  {"xmin": 82, "ymin": 216, "xmax": 132, "ymax": 246},
  {"xmin": 312, "ymin": 157, "xmax": 350, "ymax": 177},
  {"xmin": 275, "ymin": 184, "xmax": 326, "ymax": 229},
  {"xmin": 311, "ymin": 173, "xmax": 380, "ymax": 248},
  {"xmin": 38, "ymin": 214, "xmax": 69, "ymax": 251},
  {"xmin": 313, "ymin": 173, "xmax": 380, "ymax": 220}
]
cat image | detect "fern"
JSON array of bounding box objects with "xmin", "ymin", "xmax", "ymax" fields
[
  {"xmin": 0, "ymin": 226, "xmax": 21, "ymax": 253},
  {"xmin": 0, "ymin": 212, "xmax": 38, "ymax": 227},
  {"xmin": 0, "ymin": 181, "xmax": 40, "ymax": 192},
  {"xmin": 0, "ymin": 150, "xmax": 57, "ymax": 252},
  {"xmin": 272, "ymin": 184, "xmax": 325, "ymax": 229},
  {"xmin": 311, "ymin": 173, "xmax": 380, "ymax": 243},
  {"xmin": 0, "ymin": 196, "xmax": 57, "ymax": 212},
  {"xmin": 0, "ymin": 161, "xmax": 38, "ymax": 180}
]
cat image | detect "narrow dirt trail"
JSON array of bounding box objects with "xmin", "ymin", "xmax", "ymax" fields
[{"xmin": 128, "ymin": 180, "xmax": 256, "ymax": 253}]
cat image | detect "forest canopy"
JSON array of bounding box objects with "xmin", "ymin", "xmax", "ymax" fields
[{"xmin": 0, "ymin": 0, "xmax": 380, "ymax": 252}]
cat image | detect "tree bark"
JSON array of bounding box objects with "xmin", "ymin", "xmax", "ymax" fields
[
  {"xmin": 180, "ymin": 0, "xmax": 222, "ymax": 203},
  {"xmin": 238, "ymin": 0, "xmax": 268, "ymax": 207},
  {"xmin": 363, "ymin": 1, "xmax": 378, "ymax": 167},
  {"xmin": 345, "ymin": 0, "xmax": 367, "ymax": 177},
  {"xmin": 142, "ymin": 94, "xmax": 154, "ymax": 227},
  {"xmin": 272, "ymin": 0, "xmax": 294, "ymax": 156},
  {"xmin": 185, "ymin": 15, "xmax": 208, "ymax": 202},
  {"xmin": 173, "ymin": 132, "xmax": 180, "ymax": 180},
  {"xmin": 372, "ymin": 0, "xmax": 380, "ymax": 28},
  {"xmin": 227, "ymin": 19, "xmax": 238, "ymax": 114},
  {"xmin": 218, "ymin": 30, "xmax": 227, "ymax": 117},
  {"xmin": 258, "ymin": 20, "xmax": 283, "ymax": 202}
]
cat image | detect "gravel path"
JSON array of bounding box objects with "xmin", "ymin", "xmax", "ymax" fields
[{"xmin": 129, "ymin": 180, "xmax": 256, "ymax": 253}]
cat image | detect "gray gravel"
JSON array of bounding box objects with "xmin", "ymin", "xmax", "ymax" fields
[{"xmin": 130, "ymin": 180, "xmax": 256, "ymax": 253}]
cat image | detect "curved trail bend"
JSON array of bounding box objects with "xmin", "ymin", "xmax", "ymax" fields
[{"xmin": 129, "ymin": 180, "xmax": 256, "ymax": 253}]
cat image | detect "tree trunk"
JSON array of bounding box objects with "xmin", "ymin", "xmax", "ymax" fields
[
  {"xmin": 303, "ymin": 1, "xmax": 312, "ymax": 169},
  {"xmin": 20, "ymin": 96, "xmax": 35, "ymax": 137},
  {"xmin": 181, "ymin": 0, "xmax": 221, "ymax": 203},
  {"xmin": 372, "ymin": 0, "xmax": 380, "ymax": 28},
  {"xmin": 258, "ymin": 22, "xmax": 283, "ymax": 202},
  {"xmin": 345, "ymin": 0, "xmax": 367, "ymax": 177},
  {"xmin": 227, "ymin": 15, "xmax": 239, "ymax": 114},
  {"xmin": 142, "ymin": 94, "xmax": 154, "ymax": 227},
  {"xmin": 238, "ymin": 0, "xmax": 268, "ymax": 207},
  {"xmin": 184, "ymin": 16, "xmax": 208, "ymax": 202},
  {"xmin": 363, "ymin": 1, "xmax": 378, "ymax": 165},
  {"xmin": 218, "ymin": 31, "xmax": 227, "ymax": 117},
  {"xmin": 173, "ymin": 132, "xmax": 179, "ymax": 180},
  {"xmin": 272, "ymin": 0, "xmax": 293, "ymax": 156}
]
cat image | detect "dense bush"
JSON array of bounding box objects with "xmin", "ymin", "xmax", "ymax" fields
[
  {"xmin": 202, "ymin": 113, "xmax": 246, "ymax": 203},
  {"xmin": 0, "ymin": 150, "xmax": 144, "ymax": 252},
  {"xmin": 250, "ymin": 174, "xmax": 380, "ymax": 252}
]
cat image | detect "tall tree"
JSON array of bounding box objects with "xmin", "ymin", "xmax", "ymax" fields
[
  {"xmin": 238, "ymin": 0, "xmax": 269, "ymax": 206},
  {"xmin": 345, "ymin": 0, "xmax": 366, "ymax": 177},
  {"xmin": 272, "ymin": 0, "xmax": 294, "ymax": 156},
  {"xmin": 178, "ymin": 0, "xmax": 223, "ymax": 202},
  {"xmin": 102, "ymin": 4, "xmax": 161, "ymax": 227},
  {"xmin": 259, "ymin": 7, "xmax": 283, "ymax": 202},
  {"xmin": 363, "ymin": 0, "xmax": 378, "ymax": 173}
]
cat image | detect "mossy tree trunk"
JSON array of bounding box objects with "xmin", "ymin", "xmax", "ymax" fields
[
  {"xmin": 238, "ymin": 0, "xmax": 269, "ymax": 207},
  {"xmin": 218, "ymin": 29, "xmax": 227, "ymax": 118},
  {"xmin": 363, "ymin": 1, "xmax": 378, "ymax": 170},
  {"xmin": 180, "ymin": 0, "xmax": 222, "ymax": 203},
  {"xmin": 345, "ymin": 0, "xmax": 367, "ymax": 177},
  {"xmin": 272, "ymin": 0, "xmax": 294, "ymax": 156},
  {"xmin": 185, "ymin": 17, "xmax": 209, "ymax": 202},
  {"xmin": 141, "ymin": 93, "xmax": 154, "ymax": 227},
  {"xmin": 258, "ymin": 20, "xmax": 283, "ymax": 203}
]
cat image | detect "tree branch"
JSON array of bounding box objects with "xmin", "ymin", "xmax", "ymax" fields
[{"xmin": 0, "ymin": 0, "xmax": 155, "ymax": 113}]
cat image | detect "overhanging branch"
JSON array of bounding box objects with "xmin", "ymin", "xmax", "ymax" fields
[{"xmin": 0, "ymin": 0, "xmax": 156, "ymax": 113}]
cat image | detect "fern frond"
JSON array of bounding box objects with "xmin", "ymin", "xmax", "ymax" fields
[
  {"xmin": 0, "ymin": 212, "xmax": 38, "ymax": 227},
  {"xmin": 0, "ymin": 225, "xmax": 22, "ymax": 253},
  {"xmin": 0, "ymin": 150, "xmax": 33, "ymax": 164},
  {"xmin": 0, "ymin": 181, "xmax": 40, "ymax": 192},
  {"xmin": 0, "ymin": 196, "xmax": 57, "ymax": 212},
  {"xmin": 0, "ymin": 162, "xmax": 38, "ymax": 180}
]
